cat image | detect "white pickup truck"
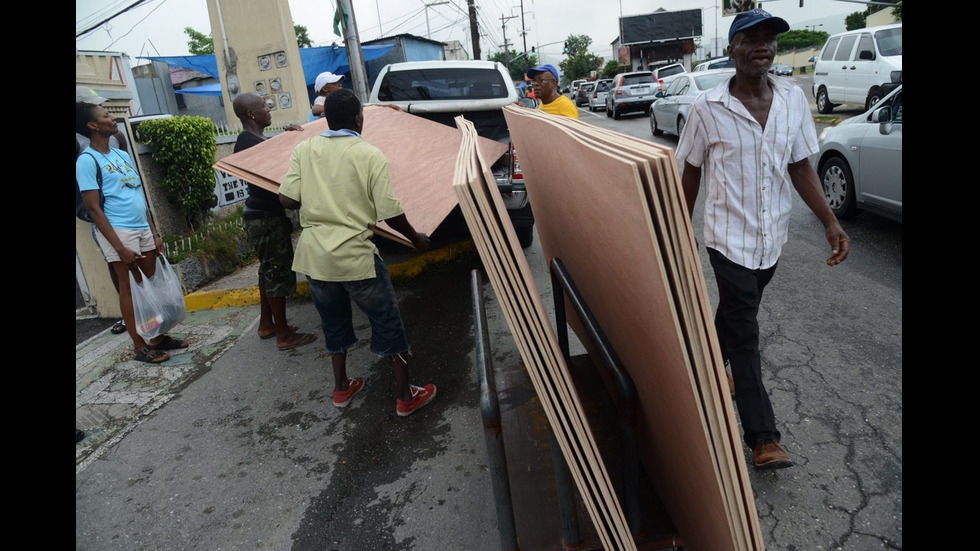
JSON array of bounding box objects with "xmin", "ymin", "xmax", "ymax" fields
[{"xmin": 368, "ymin": 60, "xmax": 536, "ymax": 247}]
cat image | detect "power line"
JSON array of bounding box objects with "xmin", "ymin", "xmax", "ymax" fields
[{"xmin": 76, "ymin": 0, "xmax": 155, "ymax": 39}]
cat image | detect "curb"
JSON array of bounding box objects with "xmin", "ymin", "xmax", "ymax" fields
[{"xmin": 182, "ymin": 238, "xmax": 476, "ymax": 312}]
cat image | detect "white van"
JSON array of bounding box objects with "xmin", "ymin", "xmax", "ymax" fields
[{"xmin": 812, "ymin": 23, "xmax": 902, "ymax": 114}]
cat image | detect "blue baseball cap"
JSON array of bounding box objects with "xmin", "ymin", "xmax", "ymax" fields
[
  {"xmin": 728, "ymin": 8, "xmax": 789, "ymax": 43},
  {"xmin": 526, "ymin": 64, "xmax": 559, "ymax": 82}
]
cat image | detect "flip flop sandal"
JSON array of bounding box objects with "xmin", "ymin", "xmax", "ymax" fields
[
  {"xmin": 277, "ymin": 332, "xmax": 317, "ymax": 351},
  {"xmin": 134, "ymin": 347, "xmax": 169, "ymax": 364},
  {"xmin": 153, "ymin": 336, "xmax": 189, "ymax": 350},
  {"xmin": 110, "ymin": 320, "xmax": 127, "ymax": 334},
  {"xmin": 259, "ymin": 324, "xmax": 299, "ymax": 339}
]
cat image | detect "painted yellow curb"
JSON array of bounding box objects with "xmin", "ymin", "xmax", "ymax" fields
[{"xmin": 182, "ymin": 239, "xmax": 475, "ymax": 313}]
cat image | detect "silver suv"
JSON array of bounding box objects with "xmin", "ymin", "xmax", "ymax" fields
[
  {"xmin": 368, "ymin": 60, "xmax": 536, "ymax": 246},
  {"xmin": 587, "ymin": 78, "xmax": 613, "ymax": 112},
  {"xmin": 605, "ymin": 71, "xmax": 658, "ymax": 120},
  {"xmin": 651, "ymin": 62, "xmax": 687, "ymax": 92}
]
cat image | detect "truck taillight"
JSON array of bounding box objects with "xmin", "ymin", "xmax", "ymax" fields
[{"xmin": 511, "ymin": 142, "xmax": 523, "ymax": 181}]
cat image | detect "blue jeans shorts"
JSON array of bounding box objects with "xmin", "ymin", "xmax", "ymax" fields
[{"xmin": 307, "ymin": 255, "xmax": 410, "ymax": 357}]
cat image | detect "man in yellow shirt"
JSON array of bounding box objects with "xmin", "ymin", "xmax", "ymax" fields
[
  {"xmin": 279, "ymin": 89, "xmax": 437, "ymax": 417},
  {"xmin": 527, "ymin": 64, "xmax": 578, "ymax": 119}
]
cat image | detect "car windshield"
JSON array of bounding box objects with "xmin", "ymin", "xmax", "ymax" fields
[
  {"xmin": 693, "ymin": 72, "xmax": 732, "ymax": 90},
  {"xmin": 377, "ymin": 68, "xmax": 509, "ymax": 101},
  {"xmin": 875, "ymin": 27, "xmax": 902, "ymax": 56},
  {"xmin": 622, "ymin": 74, "xmax": 654, "ymax": 85},
  {"xmin": 658, "ymin": 66, "xmax": 684, "ymax": 78}
]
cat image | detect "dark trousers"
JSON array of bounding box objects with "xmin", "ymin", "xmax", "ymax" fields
[{"xmin": 708, "ymin": 248, "xmax": 780, "ymax": 448}]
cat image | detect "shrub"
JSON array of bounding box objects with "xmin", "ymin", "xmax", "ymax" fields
[
  {"xmin": 138, "ymin": 116, "xmax": 218, "ymax": 230},
  {"xmin": 163, "ymin": 207, "xmax": 254, "ymax": 267}
]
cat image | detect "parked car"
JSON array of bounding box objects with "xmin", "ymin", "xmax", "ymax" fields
[
  {"xmin": 587, "ymin": 78, "xmax": 613, "ymax": 111},
  {"xmin": 649, "ymin": 68, "xmax": 735, "ymax": 138},
  {"xmin": 811, "ymin": 84, "xmax": 902, "ymax": 223},
  {"xmin": 575, "ymin": 81, "xmax": 595, "ymax": 107},
  {"xmin": 812, "ymin": 23, "xmax": 902, "ymax": 113},
  {"xmin": 769, "ymin": 63, "xmax": 793, "ymax": 76},
  {"xmin": 650, "ymin": 62, "xmax": 687, "ymax": 92},
  {"xmin": 605, "ymin": 71, "xmax": 658, "ymax": 120},
  {"xmin": 569, "ymin": 79, "xmax": 588, "ymax": 98},
  {"xmin": 693, "ymin": 56, "xmax": 733, "ymax": 72},
  {"xmin": 368, "ymin": 60, "xmax": 537, "ymax": 246}
]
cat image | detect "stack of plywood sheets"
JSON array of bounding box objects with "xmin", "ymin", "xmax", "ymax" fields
[
  {"xmin": 495, "ymin": 105, "xmax": 765, "ymax": 551},
  {"xmin": 452, "ymin": 116, "xmax": 636, "ymax": 551},
  {"xmin": 212, "ymin": 105, "xmax": 508, "ymax": 247}
]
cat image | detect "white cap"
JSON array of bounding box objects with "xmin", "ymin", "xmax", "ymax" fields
[
  {"xmin": 76, "ymin": 85, "xmax": 107, "ymax": 104},
  {"xmin": 314, "ymin": 72, "xmax": 344, "ymax": 93}
]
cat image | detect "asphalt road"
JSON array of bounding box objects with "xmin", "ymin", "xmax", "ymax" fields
[{"xmin": 77, "ymin": 78, "xmax": 900, "ymax": 549}]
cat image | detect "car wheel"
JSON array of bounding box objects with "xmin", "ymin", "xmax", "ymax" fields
[
  {"xmin": 606, "ymin": 103, "xmax": 612, "ymax": 117},
  {"xmin": 612, "ymin": 106, "xmax": 622, "ymax": 120},
  {"xmin": 650, "ymin": 112, "xmax": 663, "ymax": 136},
  {"xmin": 816, "ymin": 87, "xmax": 835, "ymax": 115},
  {"xmin": 676, "ymin": 115, "xmax": 686, "ymax": 138},
  {"xmin": 865, "ymin": 87, "xmax": 884, "ymax": 111},
  {"xmin": 820, "ymin": 156, "xmax": 860, "ymax": 219},
  {"xmin": 515, "ymin": 225, "xmax": 534, "ymax": 248}
]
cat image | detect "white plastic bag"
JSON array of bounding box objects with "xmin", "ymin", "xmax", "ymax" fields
[{"xmin": 129, "ymin": 256, "xmax": 186, "ymax": 339}]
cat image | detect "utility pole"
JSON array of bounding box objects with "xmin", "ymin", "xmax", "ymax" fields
[
  {"xmin": 500, "ymin": 13, "xmax": 517, "ymax": 72},
  {"xmin": 467, "ymin": 0, "xmax": 481, "ymax": 60},
  {"xmin": 519, "ymin": 0, "xmax": 527, "ymax": 57},
  {"xmin": 425, "ymin": 2, "xmax": 449, "ymax": 40},
  {"xmin": 336, "ymin": 0, "xmax": 369, "ymax": 102}
]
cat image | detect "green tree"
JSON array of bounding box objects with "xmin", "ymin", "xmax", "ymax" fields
[
  {"xmin": 844, "ymin": 0, "xmax": 901, "ymax": 31},
  {"xmin": 557, "ymin": 34, "xmax": 603, "ymax": 86},
  {"xmin": 844, "ymin": 12, "xmax": 866, "ymax": 31},
  {"xmin": 185, "ymin": 27, "xmax": 214, "ymax": 55},
  {"xmin": 488, "ymin": 50, "xmax": 539, "ymax": 81},
  {"xmin": 776, "ymin": 29, "xmax": 828, "ymax": 54},
  {"xmin": 600, "ymin": 60, "xmax": 622, "ymax": 80},
  {"xmin": 293, "ymin": 24, "xmax": 312, "ymax": 48},
  {"xmin": 184, "ymin": 24, "xmax": 313, "ymax": 54}
]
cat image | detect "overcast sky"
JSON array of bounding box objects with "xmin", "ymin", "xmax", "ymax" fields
[{"xmin": 76, "ymin": 0, "xmax": 862, "ymax": 67}]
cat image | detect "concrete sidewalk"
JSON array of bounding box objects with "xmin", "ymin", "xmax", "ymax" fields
[{"xmin": 76, "ymin": 224, "xmax": 477, "ymax": 470}]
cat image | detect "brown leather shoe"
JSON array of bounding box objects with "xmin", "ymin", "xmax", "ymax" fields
[
  {"xmin": 726, "ymin": 372, "xmax": 735, "ymax": 396},
  {"xmin": 753, "ymin": 440, "xmax": 793, "ymax": 470}
]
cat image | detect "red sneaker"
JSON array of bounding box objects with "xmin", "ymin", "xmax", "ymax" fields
[
  {"xmin": 396, "ymin": 384, "xmax": 437, "ymax": 417},
  {"xmin": 332, "ymin": 377, "xmax": 364, "ymax": 408}
]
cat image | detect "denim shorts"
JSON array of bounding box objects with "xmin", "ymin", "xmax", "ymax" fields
[{"xmin": 307, "ymin": 255, "xmax": 410, "ymax": 357}]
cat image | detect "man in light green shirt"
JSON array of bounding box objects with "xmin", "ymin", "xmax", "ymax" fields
[{"xmin": 279, "ymin": 89, "xmax": 437, "ymax": 417}]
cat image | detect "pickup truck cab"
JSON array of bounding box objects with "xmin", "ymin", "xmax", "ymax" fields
[{"xmin": 369, "ymin": 60, "xmax": 535, "ymax": 246}]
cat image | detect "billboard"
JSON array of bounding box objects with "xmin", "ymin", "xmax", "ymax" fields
[{"xmin": 723, "ymin": 0, "xmax": 757, "ymax": 16}]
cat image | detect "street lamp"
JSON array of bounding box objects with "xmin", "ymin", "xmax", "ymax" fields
[
  {"xmin": 702, "ymin": 3, "xmax": 720, "ymax": 58},
  {"xmin": 425, "ymin": 2, "xmax": 449, "ymax": 39},
  {"xmin": 807, "ymin": 24, "xmax": 823, "ymax": 33}
]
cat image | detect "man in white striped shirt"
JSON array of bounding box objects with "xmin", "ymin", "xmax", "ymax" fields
[{"xmin": 676, "ymin": 8, "xmax": 850, "ymax": 470}]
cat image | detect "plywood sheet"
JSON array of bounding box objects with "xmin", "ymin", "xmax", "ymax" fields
[
  {"xmin": 538, "ymin": 113, "xmax": 759, "ymax": 550},
  {"xmin": 452, "ymin": 116, "xmax": 635, "ymax": 550},
  {"xmin": 501, "ymin": 105, "xmax": 762, "ymax": 551},
  {"xmin": 213, "ymin": 105, "xmax": 508, "ymax": 245}
]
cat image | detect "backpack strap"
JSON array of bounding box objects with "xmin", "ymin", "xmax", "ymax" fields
[
  {"xmin": 81, "ymin": 151, "xmax": 104, "ymax": 210},
  {"xmin": 82, "ymin": 152, "xmax": 103, "ymax": 190}
]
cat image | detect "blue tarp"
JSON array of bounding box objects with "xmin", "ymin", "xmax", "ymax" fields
[
  {"xmin": 174, "ymin": 83, "xmax": 223, "ymax": 96},
  {"xmin": 140, "ymin": 44, "xmax": 395, "ymax": 87}
]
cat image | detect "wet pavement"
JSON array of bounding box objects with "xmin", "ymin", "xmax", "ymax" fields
[{"xmin": 77, "ymin": 140, "xmax": 901, "ymax": 550}]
